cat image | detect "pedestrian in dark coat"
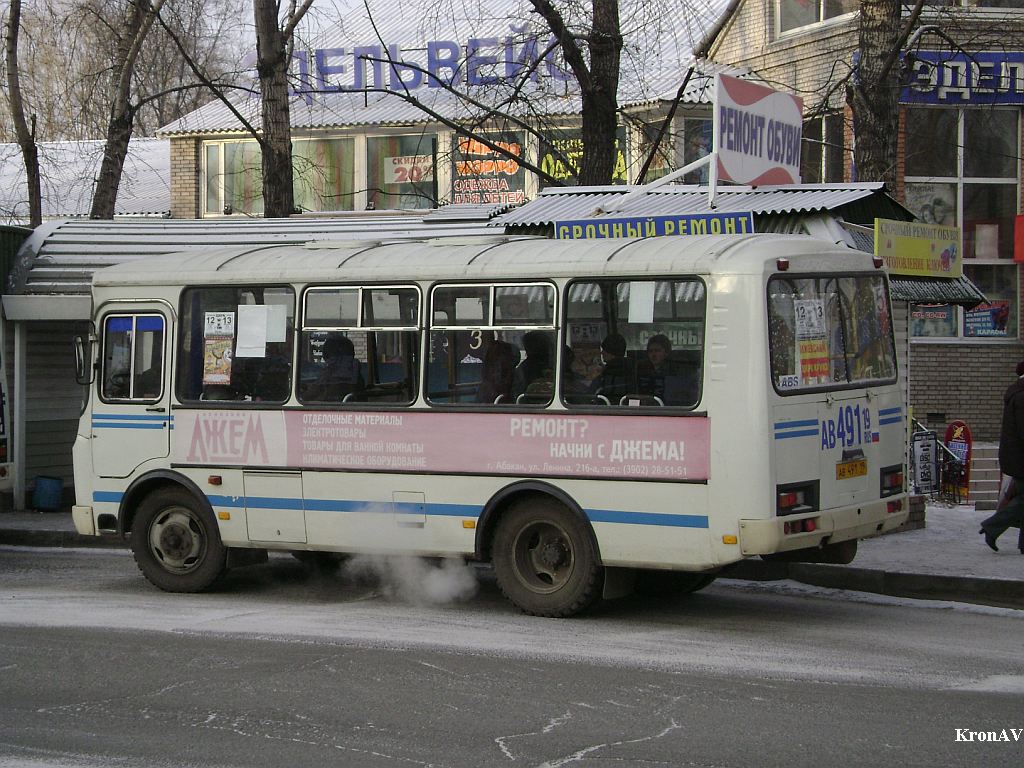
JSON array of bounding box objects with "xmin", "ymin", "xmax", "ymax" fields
[{"xmin": 980, "ymin": 361, "xmax": 1024, "ymax": 552}]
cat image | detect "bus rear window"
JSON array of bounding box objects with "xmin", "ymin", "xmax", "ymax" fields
[{"xmin": 768, "ymin": 274, "xmax": 896, "ymax": 393}]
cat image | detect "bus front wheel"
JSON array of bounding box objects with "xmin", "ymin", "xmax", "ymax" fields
[
  {"xmin": 492, "ymin": 497, "xmax": 602, "ymax": 617},
  {"xmin": 130, "ymin": 488, "xmax": 227, "ymax": 592}
]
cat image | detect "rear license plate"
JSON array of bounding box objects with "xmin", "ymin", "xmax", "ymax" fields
[{"xmin": 836, "ymin": 458, "xmax": 868, "ymax": 480}]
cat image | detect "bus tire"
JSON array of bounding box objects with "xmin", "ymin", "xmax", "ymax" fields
[
  {"xmin": 634, "ymin": 570, "xmax": 716, "ymax": 597},
  {"xmin": 130, "ymin": 488, "xmax": 227, "ymax": 593},
  {"xmin": 492, "ymin": 497, "xmax": 602, "ymax": 617}
]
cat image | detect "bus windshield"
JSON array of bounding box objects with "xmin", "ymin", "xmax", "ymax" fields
[{"xmin": 768, "ymin": 273, "xmax": 896, "ymax": 393}]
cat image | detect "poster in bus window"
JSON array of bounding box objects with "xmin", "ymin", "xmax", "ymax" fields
[
  {"xmin": 203, "ymin": 311, "xmax": 235, "ymax": 384},
  {"xmin": 964, "ymin": 300, "xmax": 1010, "ymax": 337},
  {"xmin": 794, "ymin": 299, "xmax": 827, "ymax": 384}
]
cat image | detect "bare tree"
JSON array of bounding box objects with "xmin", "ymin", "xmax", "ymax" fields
[
  {"xmin": 847, "ymin": 0, "xmax": 927, "ymax": 185},
  {"xmin": 253, "ymin": 0, "xmax": 314, "ymax": 218},
  {"xmin": 88, "ymin": 0, "xmax": 166, "ymax": 218},
  {"xmin": 528, "ymin": 0, "xmax": 622, "ymax": 185},
  {"xmin": 4, "ymin": 0, "xmax": 41, "ymax": 226}
]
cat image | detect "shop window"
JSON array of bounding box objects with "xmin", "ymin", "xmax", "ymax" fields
[
  {"xmin": 636, "ymin": 121, "xmax": 674, "ymax": 182},
  {"xmin": 539, "ymin": 126, "xmax": 628, "ymax": 187},
  {"xmin": 777, "ymin": 0, "xmax": 857, "ymax": 34},
  {"xmin": 293, "ymin": 138, "xmax": 356, "ymax": 212},
  {"xmin": 451, "ymin": 131, "xmax": 527, "ymax": 206},
  {"xmin": 203, "ymin": 138, "xmax": 355, "ymax": 216},
  {"xmin": 801, "ymin": 113, "xmax": 845, "ymax": 183},
  {"xmin": 366, "ymin": 134, "xmax": 437, "ymax": 210},
  {"xmin": 682, "ymin": 118, "xmax": 712, "ymax": 184},
  {"xmin": 904, "ymin": 106, "xmax": 1020, "ymax": 339}
]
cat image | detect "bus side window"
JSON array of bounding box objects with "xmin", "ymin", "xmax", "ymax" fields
[
  {"xmin": 299, "ymin": 286, "xmax": 420, "ymax": 406},
  {"xmin": 564, "ymin": 278, "xmax": 705, "ymax": 408},
  {"xmin": 177, "ymin": 286, "xmax": 295, "ymax": 404},
  {"xmin": 427, "ymin": 283, "xmax": 555, "ymax": 407}
]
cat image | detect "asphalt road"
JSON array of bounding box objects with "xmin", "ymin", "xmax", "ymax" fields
[{"xmin": 1, "ymin": 547, "xmax": 1023, "ymax": 767}]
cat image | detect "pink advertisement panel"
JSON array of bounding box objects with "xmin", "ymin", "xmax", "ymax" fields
[{"xmin": 174, "ymin": 410, "xmax": 710, "ymax": 481}]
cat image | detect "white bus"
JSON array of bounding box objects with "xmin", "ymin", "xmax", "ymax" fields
[{"xmin": 71, "ymin": 233, "xmax": 908, "ymax": 616}]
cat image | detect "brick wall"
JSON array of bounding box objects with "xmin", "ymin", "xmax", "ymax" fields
[
  {"xmin": 169, "ymin": 137, "xmax": 201, "ymax": 219},
  {"xmin": 910, "ymin": 343, "xmax": 1024, "ymax": 440}
]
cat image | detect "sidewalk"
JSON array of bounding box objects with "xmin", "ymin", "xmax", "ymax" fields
[{"xmin": 1, "ymin": 502, "xmax": 1022, "ymax": 609}]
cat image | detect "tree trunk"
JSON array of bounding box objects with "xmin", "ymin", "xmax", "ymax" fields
[
  {"xmin": 530, "ymin": 0, "xmax": 622, "ymax": 187},
  {"xmin": 850, "ymin": 0, "xmax": 902, "ymax": 185},
  {"xmin": 253, "ymin": 0, "xmax": 296, "ymax": 218},
  {"xmin": 90, "ymin": 0, "xmax": 165, "ymax": 220},
  {"xmin": 5, "ymin": 0, "xmax": 42, "ymax": 227},
  {"xmin": 578, "ymin": 0, "xmax": 622, "ymax": 186}
]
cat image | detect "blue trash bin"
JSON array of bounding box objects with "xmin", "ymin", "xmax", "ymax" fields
[{"xmin": 32, "ymin": 476, "xmax": 64, "ymax": 511}]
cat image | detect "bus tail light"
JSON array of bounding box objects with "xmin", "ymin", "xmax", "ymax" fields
[
  {"xmin": 887, "ymin": 499, "xmax": 904, "ymax": 514},
  {"xmin": 777, "ymin": 480, "xmax": 819, "ymax": 516},
  {"xmin": 783, "ymin": 517, "xmax": 819, "ymax": 535},
  {"xmin": 880, "ymin": 464, "xmax": 904, "ymax": 497}
]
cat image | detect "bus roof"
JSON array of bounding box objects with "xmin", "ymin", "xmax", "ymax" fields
[{"xmin": 91, "ymin": 233, "xmax": 875, "ymax": 288}]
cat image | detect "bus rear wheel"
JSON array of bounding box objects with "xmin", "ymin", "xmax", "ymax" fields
[
  {"xmin": 130, "ymin": 488, "xmax": 226, "ymax": 592},
  {"xmin": 492, "ymin": 497, "xmax": 601, "ymax": 617}
]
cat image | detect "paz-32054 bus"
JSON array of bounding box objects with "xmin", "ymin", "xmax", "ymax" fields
[{"xmin": 71, "ymin": 233, "xmax": 907, "ymax": 616}]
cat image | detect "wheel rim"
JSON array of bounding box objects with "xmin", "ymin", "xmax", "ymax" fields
[
  {"xmin": 148, "ymin": 507, "xmax": 207, "ymax": 574},
  {"xmin": 511, "ymin": 519, "xmax": 576, "ymax": 595}
]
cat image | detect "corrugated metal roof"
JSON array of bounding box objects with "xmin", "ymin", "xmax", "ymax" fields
[
  {"xmin": 0, "ymin": 138, "xmax": 170, "ymax": 222},
  {"xmin": 7, "ymin": 212, "xmax": 498, "ymax": 297},
  {"xmin": 491, "ymin": 183, "xmax": 908, "ymax": 227},
  {"xmin": 158, "ymin": 0, "xmax": 735, "ymax": 136},
  {"xmin": 889, "ymin": 275, "xmax": 987, "ymax": 308}
]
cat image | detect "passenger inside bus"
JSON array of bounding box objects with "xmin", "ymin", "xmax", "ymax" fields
[
  {"xmin": 636, "ymin": 334, "xmax": 697, "ymax": 405},
  {"xmin": 512, "ymin": 330, "xmax": 554, "ymax": 401},
  {"xmin": 589, "ymin": 333, "xmax": 633, "ymax": 404},
  {"xmin": 304, "ymin": 334, "xmax": 364, "ymax": 402},
  {"xmin": 475, "ymin": 331, "xmax": 517, "ymax": 404}
]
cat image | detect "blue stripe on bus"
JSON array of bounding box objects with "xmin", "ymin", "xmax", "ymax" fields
[
  {"xmin": 92, "ymin": 422, "xmax": 168, "ymax": 430},
  {"xmin": 93, "ymin": 413, "xmax": 171, "ymax": 420},
  {"xmin": 93, "ymin": 413, "xmax": 172, "ymax": 430},
  {"xmin": 774, "ymin": 419, "xmax": 819, "ymax": 440},
  {"xmin": 585, "ymin": 509, "xmax": 709, "ymax": 528},
  {"xmin": 878, "ymin": 406, "xmax": 903, "ymax": 426},
  {"xmin": 95, "ymin": 490, "xmax": 708, "ymax": 529}
]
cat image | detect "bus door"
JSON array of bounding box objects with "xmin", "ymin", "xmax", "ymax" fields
[{"xmin": 92, "ymin": 308, "xmax": 170, "ymax": 478}]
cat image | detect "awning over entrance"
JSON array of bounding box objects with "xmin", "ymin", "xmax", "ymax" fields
[{"xmin": 888, "ymin": 275, "xmax": 987, "ymax": 308}]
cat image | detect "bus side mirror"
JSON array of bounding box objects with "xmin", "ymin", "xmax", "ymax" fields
[{"xmin": 74, "ymin": 335, "xmax": 95, "ymax": 385}]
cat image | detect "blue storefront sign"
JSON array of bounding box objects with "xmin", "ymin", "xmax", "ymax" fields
[
  {"xmin": 903, "ymin": 51, "xmax": 1024, "ymax": 105},
  {"xmin": 554, "ymin": 212, "xmax": 755, "ymax": 240}
]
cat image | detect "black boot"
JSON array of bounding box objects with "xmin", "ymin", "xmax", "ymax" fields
[{"xmin": 980, "ymin": 528, "xmax": 999, "ymax": 551}]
